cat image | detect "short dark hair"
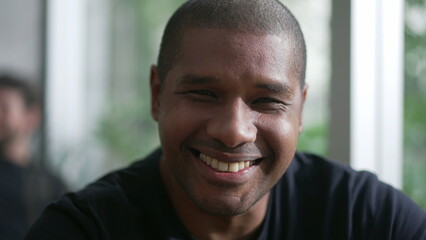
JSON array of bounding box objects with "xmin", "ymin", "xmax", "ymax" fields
[
  {"xmin": 0, "ymin": 73, "xmax": 40, "ymax": 108},
  {"xmin": 157, "ymin": 0, "xmax": 306, "ymax": 86}
]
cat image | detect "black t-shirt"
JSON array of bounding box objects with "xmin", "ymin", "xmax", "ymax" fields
[
  {"xmin": 24, "ymin": 149, "xmax": 426, "ymax": 240},
  {"xmin": 0, "ymin": 158, "xmax": 67, "ymax": 240}
]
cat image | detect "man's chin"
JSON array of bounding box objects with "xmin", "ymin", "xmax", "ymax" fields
[
  {"xmin": 191, "ymin": 193, "xmax": 262, "ymax": 217},
  {"xmin": 196, "ymin": 201, "xmax": 250, "ymax": 216}
]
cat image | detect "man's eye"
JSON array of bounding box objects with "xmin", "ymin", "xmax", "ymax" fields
[
  {"xmin": 252, "ymin": 98, "xmax": 288, "ymax": 112},
  {"xmin": 184, "ymin": 90, "xmax": 217, "ymax": 99},
  {"xmin": 253, "ymin": 98, "xmax": 281, "ymax": 104},
  {"xmin": 188, "ymin": 90, "xmax": 215, "ymax": 96}
]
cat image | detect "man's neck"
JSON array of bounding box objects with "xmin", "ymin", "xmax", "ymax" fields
[
  {"xmin": 160, "ymin": 158, "xmax": 270, "ymax": 240},
  {"xmin": 176, "ymin": 192, "xmax": 269, "ymax": 240}
]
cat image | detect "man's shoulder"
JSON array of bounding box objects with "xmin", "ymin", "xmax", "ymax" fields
[
  {"xmin": 282, "ymin": 152, "xmax": 405, "ymax": 222},
  {"xmin": 271, "ymin": 152, "xmax": 426, "ymax": 239},
  {"xmin": 69, "ymin": 148, "xmax": 163, "ymax": 205},
  {"xmin": 289, "ymin": 152, "xmax": 378, "ymax": 186},
  {"xmin": 45, "ymin": 148, "xmax": 163, "ymax": 220},
  {"xmin": 288, "ymin": 152, "xmax": 405, "ymax": 204},
  {"xmin": 24, "ymin": 148, "xmax": 167, "ymax": 239}
]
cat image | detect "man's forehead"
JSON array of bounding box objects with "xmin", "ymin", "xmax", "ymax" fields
[
  {"xmin": 181, "ymin": 27, "xmax": 288, "ymax": 45},
  {"xmin": 173, "ymin": 28, "xmax": 296, "ymax": 81},
  {"xmin": 179, "ymin": 28, "xmax": 287, "ymax": 58},
  {"xmin": 178, "ymin": 28, "xmax": 294, "ymax": 68},
  {"xmin": 0, "ymin": 88, "xmax": 27, "ymax": 106},
  {"xmin": 0, "ymin": 87, "xmax": 22, "ymax": 97}
]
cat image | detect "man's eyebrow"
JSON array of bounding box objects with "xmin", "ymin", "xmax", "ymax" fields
[
  {"xmin": 255, "ymin": 82, "xmax": 293, "ymax": 95},
  {"xmin": 176, "ymin": 75, "xmax": 218, "ymax": 85},
  {"xmin": 176, "ymin": 75, "xmax": 294, "ymax": 96}
]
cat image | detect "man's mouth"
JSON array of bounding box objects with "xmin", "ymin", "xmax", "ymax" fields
[{"xmin": 199, "ymin": 153, "xmax": 256, "ymax": 173}]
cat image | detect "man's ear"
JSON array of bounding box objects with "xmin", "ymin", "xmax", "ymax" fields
[
  {"xmin": 150, "ymin": 65, "xmax": 161, "ymax": 122},
  {"xmin": 298, "ymin": 83, "xmax": 309, "ymax": 135}
]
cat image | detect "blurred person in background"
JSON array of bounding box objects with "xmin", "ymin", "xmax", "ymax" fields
[{"xmin": 0, "ymin": 74, "xmax": 66, "ymax": 240}]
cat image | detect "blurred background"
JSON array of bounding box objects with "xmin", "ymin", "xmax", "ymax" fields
[{"xmin": 0, "ymin": 0, "xmax": 424, "ymax": 210}]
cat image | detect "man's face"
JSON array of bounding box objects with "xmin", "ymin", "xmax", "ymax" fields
[
  {"xmin": 0, "ymin": 88, "xmax": 35, "ymax": 144},
  {"xmin": 151, "ymin": 28, "xmax": 307, "ymax": 216}
]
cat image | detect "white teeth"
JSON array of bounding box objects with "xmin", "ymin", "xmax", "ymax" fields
[
  {"xmin": 244, "ymin": 161, "xmax": 250, "ymax": 168},
  {"xmin": 218, "ymin": 162, "xmax": 229, "ymax": 172},
  {"xmin": 238, "ymin": 162, "xmax": 245, "ymax": 170},
  {"xmin": 211, "ymin": 159, "xmax": 219, "ymax": 168},
  {"xmin": 228, "ymin": 162, "xmax": 239, "ymax": 173},
  {"xmin": 199, "ymin": 153, "xmax": 254, "ymax": 172}
]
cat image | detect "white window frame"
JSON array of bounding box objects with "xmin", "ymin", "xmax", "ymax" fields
[
  {"xmin": 46, "ymin": 0, "xmax": 111, "ymax": 189},
  {"xmin": 331, "ymin": 0, "xmax": 404, "ymax": 189},
  {"xmin": 351, "ymin": 0, "xmax": 404, "ymax": 188}
]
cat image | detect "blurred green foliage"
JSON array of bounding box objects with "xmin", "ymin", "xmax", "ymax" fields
[
  {"xmin": 404, "ymin": 160, "xmax": 426, "ymax": 209},
  {"xmin": 95, "ymin": 0, "xmax": 184, "ymax": 162},
  {"xmin": 297, "ymin": 122, "xmax": 328, "ymax": 156},
  {"xmin": 403, "ymin": 0, "xmax": 426, "ymax": 210}
]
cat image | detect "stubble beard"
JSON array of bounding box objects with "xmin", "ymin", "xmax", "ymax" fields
[{"xmin": 179, "ymin": 172, "xmax": 270, "ymax": 217}]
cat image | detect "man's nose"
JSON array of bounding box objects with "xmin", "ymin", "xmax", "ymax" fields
[{"xmin": 206, "ymin": 100, "xmax": 257, "ymax": 148}]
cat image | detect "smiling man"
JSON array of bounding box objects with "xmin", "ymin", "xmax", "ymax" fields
[
  {"xmin": 152, "ymin": 28, "xmax": 304, "ymax": 239},
  {"xmin": 25, "ymin": 0, "xmax": 426, "ymax": 239}
]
